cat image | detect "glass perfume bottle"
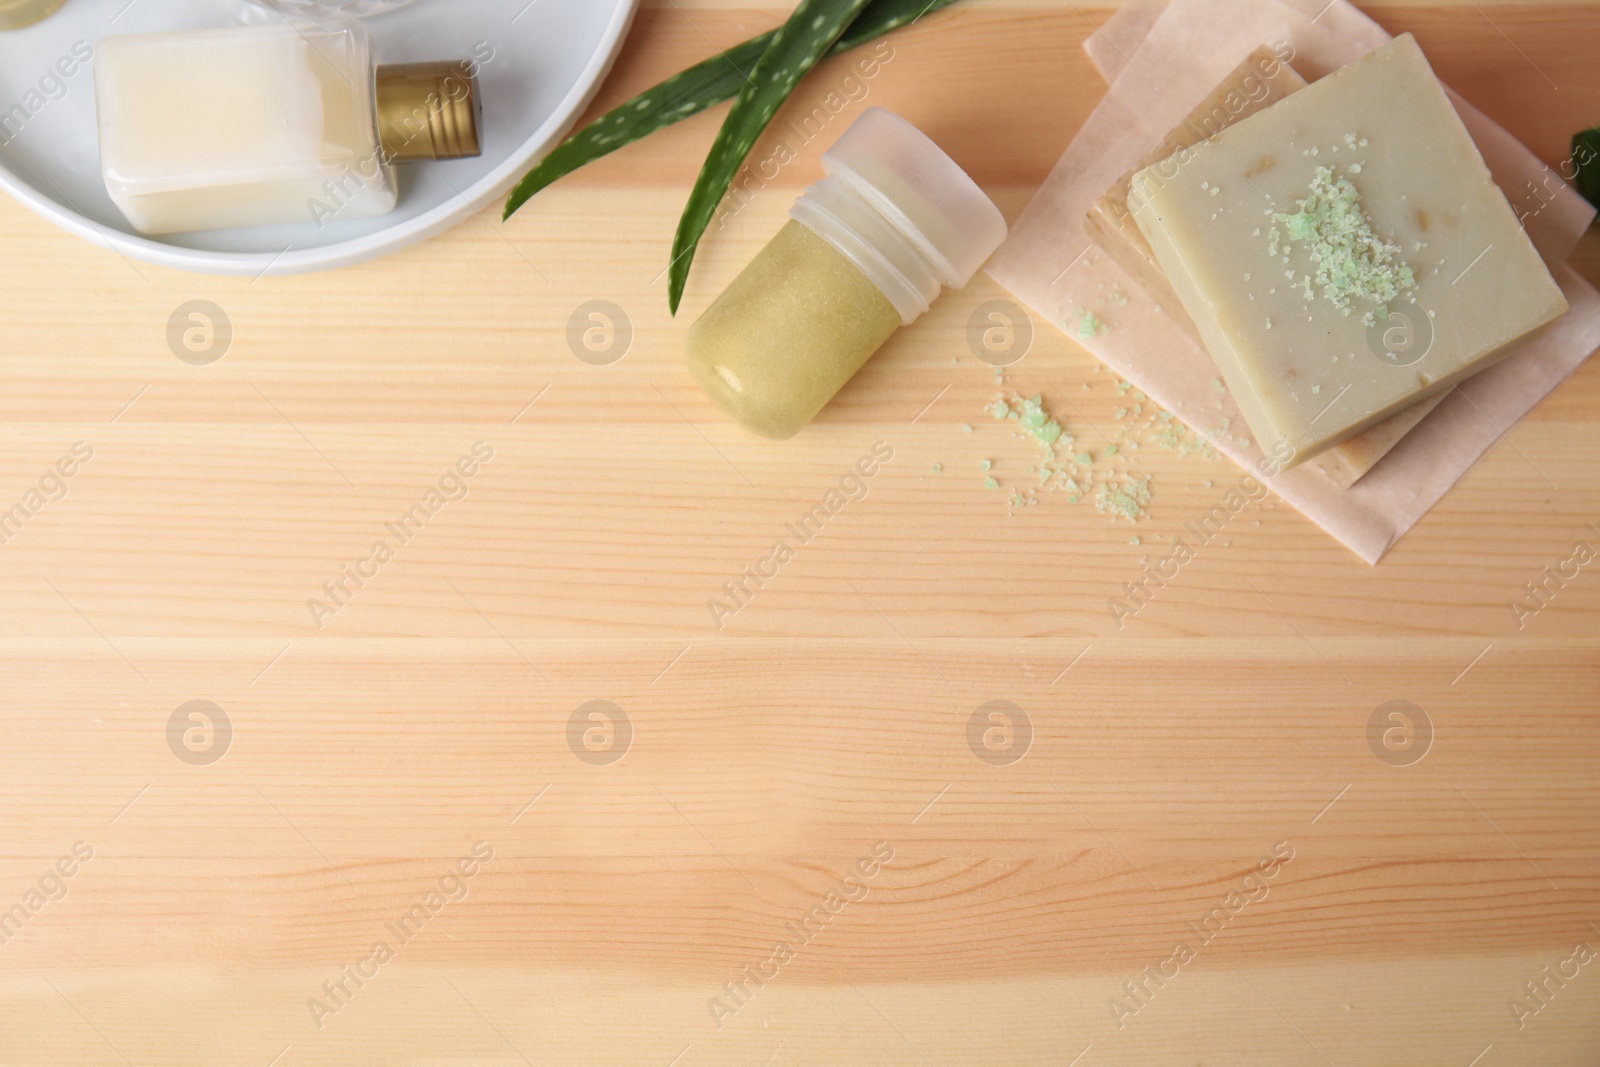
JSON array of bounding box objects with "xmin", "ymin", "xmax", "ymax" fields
[
  {"xmin": 684, "ymin": 108, "xmax": 1007, "ymax": 439},
  {"xmin": 94, "ymin": 20, "xmax": 481, "ymax": 235},
  {"xmin": 0, "ymin": 0, "xmax": 66, "ymax": 31}
]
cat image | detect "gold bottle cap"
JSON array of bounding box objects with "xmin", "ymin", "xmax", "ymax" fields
[
  {"xmin": 375, "ymin": 62, "xmax": 482, "ymax": 162},
  {"xmin": 0, "ymin": 0, "xmax": 68, "ymax": 31}
]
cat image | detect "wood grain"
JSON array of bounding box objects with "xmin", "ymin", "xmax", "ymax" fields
[{"xmin": 0, "ymin": 2, "xmax": 1598, "ymax": 1064}]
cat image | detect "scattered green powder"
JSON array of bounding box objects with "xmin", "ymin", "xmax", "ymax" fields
[
  {"xmin": 961, "ymin": 424, "xmax": 973, "ymax": 433},
  {"xmin": 1109, "ymin": 291, "xmax": 1128, "ymax": 306},
  {"xmin": 1010, "ymin": 394, "xmax": 1066, "ymax": 450},
  {"xmin": 1072, "ymin": 378, "xmax": 1214, "ymax": 465},
  {"xmin": 1017, "ymin": 391, "xmax": 1068, "ymax": 447},
  {"xmin": 967, "ymin": 372, "xmax": 1220, "ymax": 528},
  {"xmin": 931, "ymin": 463, "xmax": 942, "ymax": 474},
  {"xmin": 975, "ymin": 390, "xmax": 1088, "ymax": 505},
  {"xmin": 1095, "ymin": 477, "xmax": 1151, "ymax": 523},
  {"xmin": 1273, "ymin": 164, "xmax": 1415, "ymax": 314},
  {"xmin": 1075, "ymin": 309, "xmax": 1106, "ymax": 341},
  {"xmin": 1150, "ymin": 419, "xmax": 1215, "ymax": 458}
]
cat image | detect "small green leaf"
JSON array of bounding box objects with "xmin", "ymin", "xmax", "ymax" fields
[
  {"xmin": 1574, "ymin": 128, "xmax": 1600, "ymax": 212},
  {"xmin": 668, "ymin": 0, "xmax": 874, "ymax": 315},
  {"xmin": 503, "ymin": 0, "xmax": 961, "ymax": 222}
]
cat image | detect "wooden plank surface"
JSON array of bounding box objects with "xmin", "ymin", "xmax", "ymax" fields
[{"xmin": 1, "ymin": 1, "xmax": 1598, "ymax": 1064}]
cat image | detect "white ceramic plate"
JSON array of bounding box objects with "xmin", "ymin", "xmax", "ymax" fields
[{"xmin": 0, "ymin": 0, "xmax": 639, "ymax": 274}]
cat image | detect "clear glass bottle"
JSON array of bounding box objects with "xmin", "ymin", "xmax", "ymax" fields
[
  {"xmin": 684, "ymin": 107, "xmax": 1007, "ymax": 439},
  {"xmin": 0, "ymin": 0, "xmax": 66, "ymax": 31},
  {"xmin": 94, "ymin": 20, "xmax": 481, "ymax": 235}
]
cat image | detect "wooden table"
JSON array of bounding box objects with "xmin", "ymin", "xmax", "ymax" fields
[{"xmin": 2, "ymin": 2, "xmax": 1598, "ymax": 1063}]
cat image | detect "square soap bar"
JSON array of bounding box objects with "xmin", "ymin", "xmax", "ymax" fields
[
  {"xmin": 1086, "ymin": 45, "xmax": 1306, "ymax": 344},
  {"xmin": 1129, "ymin": 33, "xmax": 1568, "ymax": 468},
  {"xmin": 1089, "ymin": 44, "xmax": 1447, "ymax": 485},
  {"xmin": 1310, "ymin": 390, "xmax": 1444, "ymax": 486}
]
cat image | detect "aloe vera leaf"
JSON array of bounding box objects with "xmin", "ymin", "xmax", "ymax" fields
[
  {"xmin": 503, "ymin": 0, "xmax": 960, "ymax": 221},
  {"xmin": 667, "ymin": 0, "xmax": 873, "ymax": 314},
  {"xmin": 1575, "ymin": 128, "xmax": 1600, "ymax": 211},
  {"xmin": 503, "ymin": 34, "xmax": 771, "ymax": 220},
  {"xmin": 833, "ymin": 0, "xmax": 952, "ymax": 51}
]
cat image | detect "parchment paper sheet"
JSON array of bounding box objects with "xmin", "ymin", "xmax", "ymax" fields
[{"xmin": 986, "ymin": 0, "xmax": 1600, "ymax": 563}]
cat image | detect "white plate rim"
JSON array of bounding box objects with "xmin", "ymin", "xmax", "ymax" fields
[{"xmin": 0, "ymin": 0, "xmax": 641, "ymax": 276}]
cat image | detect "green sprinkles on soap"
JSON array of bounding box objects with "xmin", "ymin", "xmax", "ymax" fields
[{"xmin": 1273, "ymin": 164, "xmax": 1416, "ymax": 313}]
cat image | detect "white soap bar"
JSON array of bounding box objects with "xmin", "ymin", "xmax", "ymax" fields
[
  {"xmin": 95, "ymin": 23, "xmax": 396, "ymax": 235},
  {"xmin": 1129, "ymin": 33, "xmax": 1568, "ymax": 469}
]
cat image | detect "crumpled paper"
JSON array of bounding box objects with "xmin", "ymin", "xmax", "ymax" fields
[{"xmin": 986, "ymin": 0, "xmax": 1600, "ymax": 563}]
